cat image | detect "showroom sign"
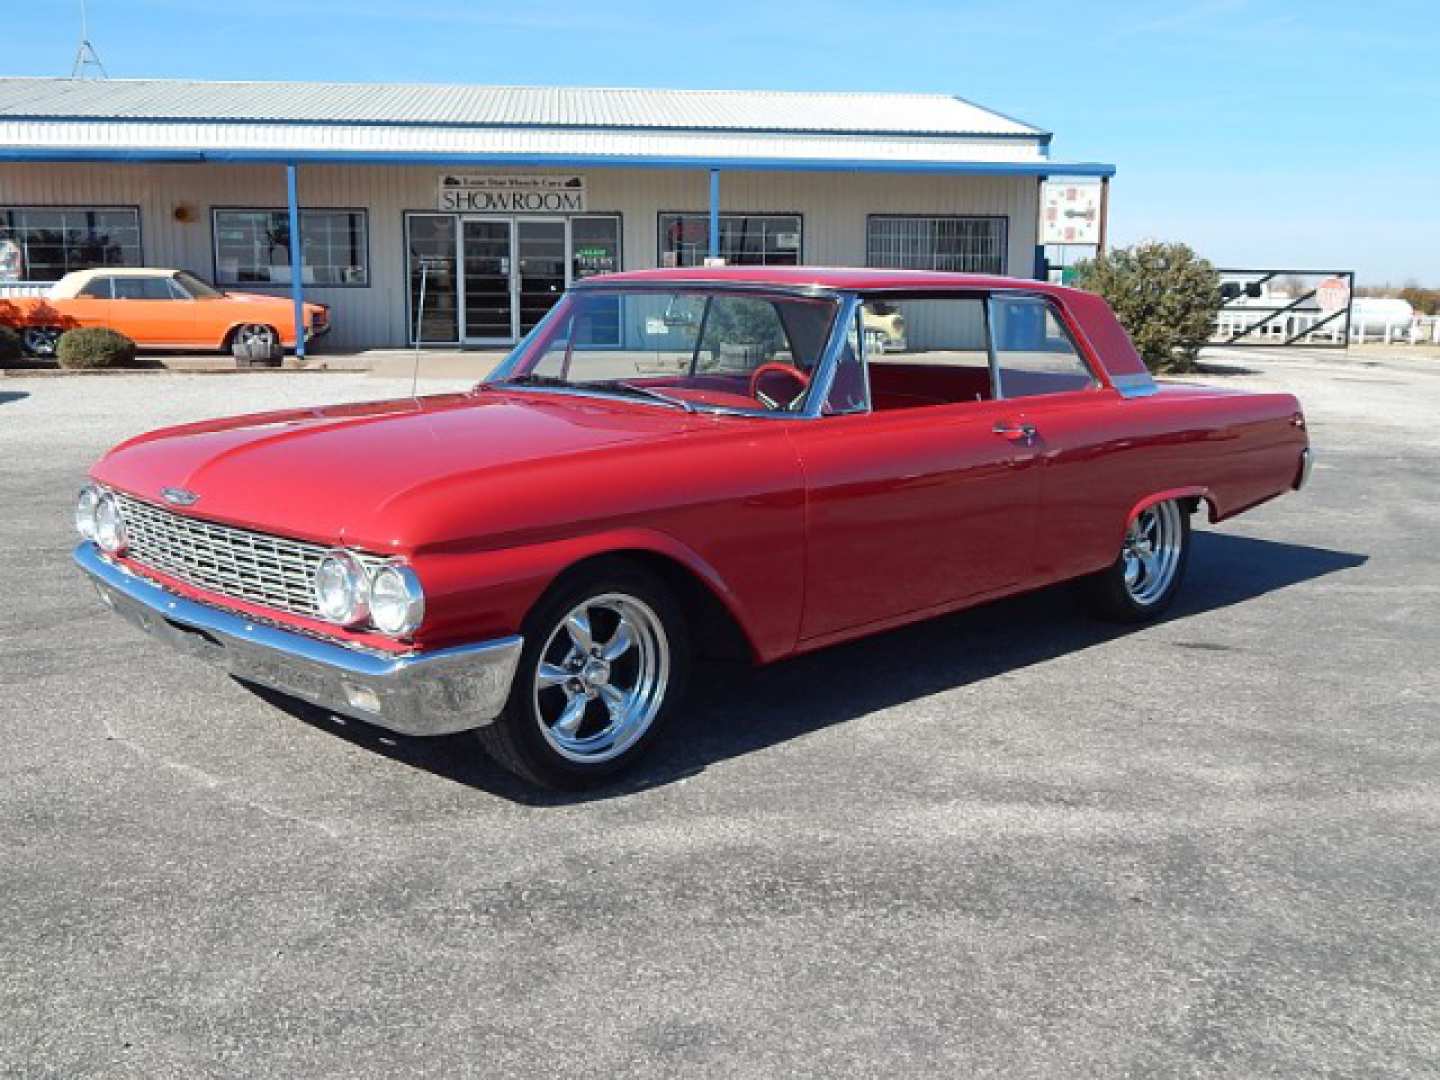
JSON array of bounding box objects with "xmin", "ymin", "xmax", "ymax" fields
[{"xmin": 438, "ymin": 174, "xmax": 588, "ymax": 213}]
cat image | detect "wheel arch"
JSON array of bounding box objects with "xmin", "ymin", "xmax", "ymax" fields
[
  {"xmin": 1117, "ymin": 486, "xmax": 1213, "ymax": 549},
  {"xmin": 221, "ymin": 320, "xmax": 285, "ymax": 351},
  {"xmin": 534, "ymin": 547, "xmax": 760, "ymax": 665}
]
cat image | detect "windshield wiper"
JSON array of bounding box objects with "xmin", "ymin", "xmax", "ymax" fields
[
  {"xmin": 597, "ymin": 381, "xmax": 696, "ymax": 413},
  {"xmin": 494, "ymin": 374, "xmax": 694, "ymax": 413}
]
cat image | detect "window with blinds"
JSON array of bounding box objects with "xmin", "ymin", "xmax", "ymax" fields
[{"xmin": 865, "ymin": 216, "xmax": 1007, "ymax": 274}]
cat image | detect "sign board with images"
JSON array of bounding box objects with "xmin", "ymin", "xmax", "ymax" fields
[
  {"xmin": 1040, "ymin": 182, "xmax": 1102, "ymax": 246},
  {"xmin": 438, "ymin": 175, "xmax": 587, "ymax": 213}
]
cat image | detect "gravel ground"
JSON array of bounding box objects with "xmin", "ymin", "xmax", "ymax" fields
[{"xmin": 2, "ymin": 350, "xmax": 1438, "ymax": 1078}]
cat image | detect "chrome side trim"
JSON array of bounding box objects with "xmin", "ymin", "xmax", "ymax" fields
[
  {"xmin": 1111, "ymin": 372, "xmax": 1160, "ymax": 398},
  {"xmin": 75, "ymin": 542, "xmax": 522, "ymax": 737}
]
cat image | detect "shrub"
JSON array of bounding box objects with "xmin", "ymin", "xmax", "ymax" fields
[
  {"xmin": 57, "ymin": 327, "xmax": 139, "ymax": 369},
  {"xmin": 1071, "ymin": 241, "xmax": 1222, "ymax": 373},
  {"xmin": 0, "ymin": 325, "xmax": 21, "ymax": 365}
]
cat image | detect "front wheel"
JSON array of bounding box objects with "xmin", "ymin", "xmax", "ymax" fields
[
  {"xmin": 231, "ymin": 323, "xmax": 281, "ymax": 365},
  {"xmin": 1081, "ymin": 499, "xmax": 1191, "ymax": 622},
  {"xmin": 477, "ymin": 562, "xmax": 689, "ymax": 789}
]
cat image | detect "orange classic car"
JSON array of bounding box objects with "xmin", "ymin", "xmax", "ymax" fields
[{"xmin": 0, "ymin": 268, "xmax": 329, "ymax": 359}]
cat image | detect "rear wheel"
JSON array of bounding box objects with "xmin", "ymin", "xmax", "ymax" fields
[
  {"xmin": 1081, "ymin": 499, "xmax": 1191, "ymax": 622},
  {"xmin": 477, "ymin": 562, "xmax": 689, "ymax": 789},
  {"xmin": 22, "ymin": 327, "xmax": 61, "ymax": 357}
]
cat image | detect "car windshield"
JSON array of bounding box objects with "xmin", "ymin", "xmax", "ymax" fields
[
  {"xmin": 174, "ymin": 270, "xmax": 222, "ymax": 299},
  {"xmin": 487, "ymin": 288, "xmax": 841, "ymax": 415}
]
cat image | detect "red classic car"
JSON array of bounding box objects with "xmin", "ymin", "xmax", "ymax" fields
[{"xmin": 74, "ymin": 267, "xmax": 1311, "ymax": 788}]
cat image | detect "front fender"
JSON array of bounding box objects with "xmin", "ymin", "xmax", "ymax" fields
[{"xmin": 412, "ymin": 526, "xmax": 765, "ymax": 657}]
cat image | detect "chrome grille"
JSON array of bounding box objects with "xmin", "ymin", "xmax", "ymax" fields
[{"xmin": 115, "ymin": 493, "xmax": 372, "ymax": 619}]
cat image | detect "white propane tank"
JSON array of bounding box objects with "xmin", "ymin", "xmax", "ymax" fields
[{"xmin": 1352, "ymin": 297, "xmax": 1414, "ymax": 332}]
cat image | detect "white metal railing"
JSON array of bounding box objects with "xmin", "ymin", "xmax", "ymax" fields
[{"xmin": 0, "ymin": 281, "xmax": 52, "ymax": 299}]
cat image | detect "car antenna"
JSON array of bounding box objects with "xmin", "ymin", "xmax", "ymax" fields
[{"xmin": 411, "ymin": 256, "xmax": 436, "ymax": 399}]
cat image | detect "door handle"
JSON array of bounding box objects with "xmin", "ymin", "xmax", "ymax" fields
[{"xmin": 992, "ymin": 420, "xmax": 1038, "ymax": 441}]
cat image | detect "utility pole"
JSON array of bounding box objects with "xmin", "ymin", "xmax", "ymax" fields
[{"xmin": 71, "ymin": 0, "xmax": 109, "ymax": 79}]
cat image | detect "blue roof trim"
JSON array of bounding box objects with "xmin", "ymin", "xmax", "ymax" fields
[{"xmin": 0, "ymin": 147, "xmax": 1116, "ymax": 176}]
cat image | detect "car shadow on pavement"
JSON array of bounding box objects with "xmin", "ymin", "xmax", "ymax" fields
[
  {"xmin": 247, "ymin": 530, "xmax": 1366, "ymax": 805},
  {"xmin": 0, "ymin": 391, "xmax": 29, "ymax": 405}
]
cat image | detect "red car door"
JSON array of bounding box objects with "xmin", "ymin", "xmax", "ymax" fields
[{"xmin": 790, "ymin": 399, "xmax": 1043, "ymax": 644}]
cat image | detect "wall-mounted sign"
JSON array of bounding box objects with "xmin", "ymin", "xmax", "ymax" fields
[
  {"xmin": 1040, "ymin": 182, "xmax": 1102, "ymax": 245},
  {"xmin": 438, "ymin": 174, "xmax": 587, "ymax": 213}
]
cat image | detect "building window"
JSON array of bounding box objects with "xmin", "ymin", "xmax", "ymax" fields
[
  {"xmin": 212, "ymin": 209, "xmax": 369, "ymax": 287},
  {"xmin": 659, "ymin": 213, "xmax": 801, "ymax": 267},
  {"xmin": 866, "ymin": 216, "xmax": 1008, "ymax": 274},
  {"xmin": 0, "ymin": 207, "xmax": 141, "ymax": 282}
]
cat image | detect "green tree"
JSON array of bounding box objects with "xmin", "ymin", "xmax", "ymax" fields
[{"xmin": 1071, "ymin": 241, "xmax": 1222, "ymax": 373}]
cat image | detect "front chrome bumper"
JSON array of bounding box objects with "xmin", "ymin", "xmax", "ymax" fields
[{"xmin": 74, "ymin": 542, "xmax": 522, "ymax": 737}]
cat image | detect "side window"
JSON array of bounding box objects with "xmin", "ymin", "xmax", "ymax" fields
[
  {"xmin": 989, "ymin": 296, "xmax": 1097, "ymax": 398},
  {"xmin": 112, "ymin": 277, "xmax": 174, "ymax": 301},
  {"xmin": 78, "ymin": 277, "xmax": 112, "ymax": 299},
  {"xmin": 859, "ymin": 296, "xmax": 994, "ymax": 411}
]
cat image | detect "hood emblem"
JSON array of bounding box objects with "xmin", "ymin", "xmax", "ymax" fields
[{"xmin": 161, "ymin": 487, "xmax": 200, "ymax": 507}]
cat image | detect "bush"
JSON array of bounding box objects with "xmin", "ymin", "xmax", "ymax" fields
[
  {"xmin": 1071, "ymin": 241, "xmax": 1221, "ymax": 373},
  {"xmin": 0, "ymin": 325, "xmax": 21, "ymax": 365},
  {"xmin": 57, "ymin": 327, "xmax": 139, "ymax": 369}
]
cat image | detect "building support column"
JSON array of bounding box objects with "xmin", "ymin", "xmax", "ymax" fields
[
  {"xmin": 708, "ymin": 168, "xmax": 720, "ymax": 262},
  {"xmin": 1096, "ymin": 175, "xmax": 1110, "ymax": 256},
  {"xmin": 285, "ymin": 163, "xmax": 306, "ymax": 359}
]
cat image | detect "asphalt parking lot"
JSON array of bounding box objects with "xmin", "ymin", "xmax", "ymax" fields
[{"xmin": 3, "ymin": 349, "xmax": 1438, "ymax": 1078}]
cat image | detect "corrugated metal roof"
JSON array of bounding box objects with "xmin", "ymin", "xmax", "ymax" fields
[{"xmin": 0, "ymin": 77, "xmax": 1045, "ymax": 137}]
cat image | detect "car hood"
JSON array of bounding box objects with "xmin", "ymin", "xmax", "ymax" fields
[{"xmin": 92, "ymin": 390, "xmax": 697, "ymax": 550}]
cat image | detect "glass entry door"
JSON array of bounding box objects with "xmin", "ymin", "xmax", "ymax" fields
[
  {"xmin": 461, "ymin": 219, "xmax": 514, "ymax": 343},
  {"xmin": 515, "ymin": 219, "xmax": 568, "ymax": 336}
]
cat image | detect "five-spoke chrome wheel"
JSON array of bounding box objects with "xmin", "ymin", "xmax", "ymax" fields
[
  {"xmin": 233, "ymin": 323, "xmax": 280, "ymax": 361},
  {"xmin": 532, "ymin": 592, "xmax": 670, "ymax": 764},
  {"xmin": 1121, "ymin": 500, "xmax": 1185, "ymax": 606}
]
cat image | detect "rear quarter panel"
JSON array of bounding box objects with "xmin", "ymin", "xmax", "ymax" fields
[{"xmin": 1029, "ymin": 384, "xmax": 1307, "ymax": 583}]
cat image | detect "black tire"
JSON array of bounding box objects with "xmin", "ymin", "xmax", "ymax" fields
[
  {"xmin": 477, "ymin": 559, "xmax": 690, "ymax": 789},
  {"xmin": 22, "ymin": 326, "xmax": 62, "ymax": 358},
  {"xmin": 1080, "ymin": 499, "xmax": 1192, "ymax": 623}
]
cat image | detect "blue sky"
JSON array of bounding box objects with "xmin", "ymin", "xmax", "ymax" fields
[{"xmin": 10, "ymin": 0, "xmax": 1438, "ymax": 283}]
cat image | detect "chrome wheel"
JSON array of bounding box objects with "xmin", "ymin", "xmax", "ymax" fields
[
  {"xmin": 1122, "ymin": 500, "xmax": 1184, "ymax": 606},
  {"xmin": 22, "ymin": 327, "xmax": 60, "ymax": 357},
  {"xmin": 533, "ymin": 592, "xmax": 670, "ymax": 764},
  {"xmin": 236, "ymin": 324, "xmax": 277, "ymax": 351}
]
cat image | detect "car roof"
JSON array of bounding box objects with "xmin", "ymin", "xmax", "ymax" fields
[
  {"xmin": 584, "ymin": 265, "xmax": 1071, "ymax": 296},
  {"xmin": 50, "ymin": 267, "xmax": 181, "ymax": 297}
]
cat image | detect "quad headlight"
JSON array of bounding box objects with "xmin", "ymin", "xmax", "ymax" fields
[
  {"xmin": 313, "ymin": 551, "xmax": 425, "ymax": 636},
  {"xmin": 369, "ymin": 563, "xmax": 426, "ymax": 637},
  {"xmin": 314, "ymin": 550, "xmax": 371, "ymax": 626},
  {"xmin": 75, "ymin": 485, "xmax": 100, "ymax": 540},
  {"xmin": 93, "ymin": 491, "xmax": 127, "ymax": 555}
]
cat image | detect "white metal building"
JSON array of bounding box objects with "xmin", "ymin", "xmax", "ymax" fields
[{"xmin": 0, "ymin": 77, "xmax": 1114, "ymax": 350}]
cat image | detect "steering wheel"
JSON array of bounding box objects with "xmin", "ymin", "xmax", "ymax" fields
[{"xmin": 748, "ymin": 362, "xmax": 811, "ymax": 411}]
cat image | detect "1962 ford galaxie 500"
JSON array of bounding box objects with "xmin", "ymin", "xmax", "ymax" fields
[{"xmin": 74, "ymin": 267, "xmax": 1311, "ymax": 788}]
